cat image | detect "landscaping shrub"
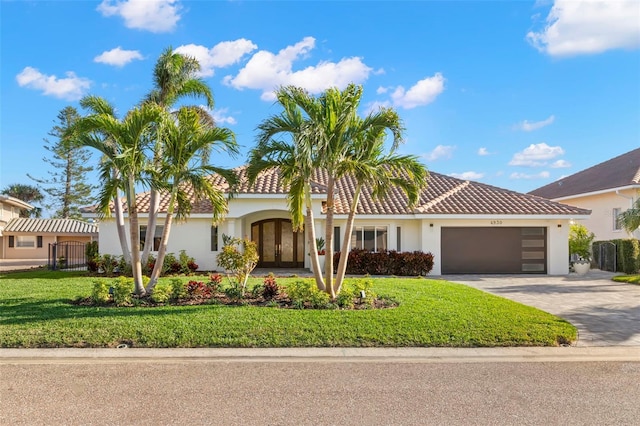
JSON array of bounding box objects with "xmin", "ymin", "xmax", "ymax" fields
[
  {"xmin": 186, "ymin": 280, "xmax": 211, "ymax": 299},
  {"xmin": 336, "ymin": 278, "xmax": 377, "ymax": 308},
  {"xmin": 112, "ymin": 276, "xmax": 133, "ymax": 306},
  {"xmin": 335, "ymin": 250, "xmax": 434, "ymax": 276},
  {"xmin": 150, "ymin": 283, "xmax": 172, "ymax": 303},
  {"xmin": 208, "ymin": 273, "xmax": 222, "ymax": 292},
  {"xmin": 286, "ymin": 279, "xmax": 331, "ymax": 309},
  {"xmin": 262, "ymin": 273, "xmax": 280, "ymax": 300},
  {"xmin": 170, "ymin": 278, "xmax": 188, "ymax": 300},
  {"xmin": 85, "ymin": 242, "xmax": 100, "ymax": 272},
  {"xmin": 91, "ymin": 279, "xmax": 110, "ymax": 304}
]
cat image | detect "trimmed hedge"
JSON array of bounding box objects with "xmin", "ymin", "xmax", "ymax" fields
[
  {"xmin": 333, "ymin": 249, "xmax": 434, "ymax": 276},
  {"xmin": 593, "ymin": 239, "xmax": 640, "ymax": 274}
]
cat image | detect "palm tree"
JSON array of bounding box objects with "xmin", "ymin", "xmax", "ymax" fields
[
  {"xmin": 141, "ymin": 47, "xmax": 215, "ymax": 266},
  {"xmin": 618, "ymin": 197, "xmax": 640, "ymax": 236},
  {"xmin": 76, "ymin": 95, "xmax": 163, "ymax": 296},
  {"xmin": 1, "ymin": 184, "xmax": 44, "ymax": 217},
  {"xmin": 333, "ymin": 125, "xmax": 428, "ymax": 295},
  {"xmin": 145, "ymin": 107, "xmax": 238, "ymax": 292},
  {"xmin": 247, "ymin": 88, "xmax": 327, "ymax": 291}
]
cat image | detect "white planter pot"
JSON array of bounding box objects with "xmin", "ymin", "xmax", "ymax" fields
[{"xmin": 573, "ymin": 262, "xmax": 590, "ymax": 275}]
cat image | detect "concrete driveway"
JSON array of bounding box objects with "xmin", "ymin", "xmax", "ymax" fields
[{"xmin": 443, "ymin": 270, "xmax": 640, "ymax": 347}]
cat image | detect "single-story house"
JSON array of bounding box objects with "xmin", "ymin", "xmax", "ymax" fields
[
  {"xmin": 83, "ymin": 166, "xmax": 590, "ymax": 275},
  {"xmin": 529, "ymin": 148, "xmax": 640, "ymax": 241},
  {"xmin": 0, "ymin": 195, "xmax": 34, "ymax": 259},
  {"xmin": 1, "ymin": 218, "xmax": 98, "ymax": 261}
]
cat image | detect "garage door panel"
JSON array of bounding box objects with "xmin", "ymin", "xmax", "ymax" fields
[{"xmin": 441, "ymin": 227, "xmax": 546, "ymax": 274}]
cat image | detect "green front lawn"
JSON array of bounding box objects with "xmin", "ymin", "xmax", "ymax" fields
[
  {"xmin": 612, "ymin": 274, "xmax": 640, "ymax": 284},
  {"xmin": 0, "ymin": 270, "xmax": 576, "ymax": 348}
]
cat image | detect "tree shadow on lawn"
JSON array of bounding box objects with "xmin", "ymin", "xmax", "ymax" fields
[{"xmin": 0, "ymin": 297, "xmax": 221, "ymax": 326}]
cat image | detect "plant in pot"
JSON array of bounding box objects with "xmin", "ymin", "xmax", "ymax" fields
[
  {"xmin": 568, "ymin": 223, "xmax": 595, "ymax": 275},
  {"xmin": 312, "ymin": 237, "xmax": 326, "ymax": 272}
]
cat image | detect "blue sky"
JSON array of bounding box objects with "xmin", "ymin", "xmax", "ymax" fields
[{"xmin": 1, "ymin": 0, "xmax": 639, "ymax": 210}]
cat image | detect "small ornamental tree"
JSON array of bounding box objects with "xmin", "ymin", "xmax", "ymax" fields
[
  {"xmin": 569, "ymin": 223, "xmax": 595, "ymax": 262},
  {"xmin": 216, "ymin": 235, "xmax": 259, "ymax": 296}
]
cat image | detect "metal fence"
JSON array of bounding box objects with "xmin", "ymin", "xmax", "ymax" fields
[
  {"xmin": 48, "ymin": 241, "xmax": 87, "ymax": 271},
  {"xmin": 597, "ymin": 241, "xmax": 617, "ymax": 272}
]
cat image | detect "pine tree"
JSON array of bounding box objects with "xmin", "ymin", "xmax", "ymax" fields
[{"xmin": 29, "ymin": 106, "xmax": 96, "ymax": 218}]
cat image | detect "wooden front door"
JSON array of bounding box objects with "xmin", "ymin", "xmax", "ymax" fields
[{"xmin": 251, "ymin": 219, "xmax": 304, "ymax": 268}]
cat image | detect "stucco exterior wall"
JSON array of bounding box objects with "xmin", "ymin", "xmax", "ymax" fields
[
  {"xmin": 556, "ymin": 189, "xmax": 638, "ymax": 241},
  {"xmin": 2, "ymin": 235, "xmax": 55, "ymax": 260},
  {"xmin": 96, "ymin": 207, "xmax": 573, "ymax": 275}
]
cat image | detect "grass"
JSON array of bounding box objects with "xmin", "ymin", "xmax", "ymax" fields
[
  {"xmin": 0, "ymin": 270, "xmax": 577, "ymax": 348},
  {"xmin": 612, "ymin": 274, "xmax": 640, "ymax": 284}
]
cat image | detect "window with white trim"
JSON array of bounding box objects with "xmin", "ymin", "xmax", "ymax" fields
[
  {"xmin": 613, "ymin": 208, "xmax": 622, "ymax": 230},
  {"xmin": 350, "ymin": 226, "xmax": 388, "ymax": 252},
  {"xmin": 140, "ymin": 225, "xmax": 164, "ymax": 251}
]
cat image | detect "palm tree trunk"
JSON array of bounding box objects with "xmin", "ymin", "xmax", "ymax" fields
[
  {"xmin": 127, "ymin": 177, "xmax": 145, "ymax": 296},
  {"xmin": 146, "ymin": 190, "xmax": 176, "ymax": 293},
  {"xmin": 324, "ymin": 176, "xmax": 336, "ymax": 298},
  {"xmin": 113, "ymin": 191, "xmax": 131, "ymax": 265},
  {"xmin": 141, "ymin": 188, "xmax": 159, "ymax": 265},
  {"xmin": 334, "ymin": 185, "xmax": 362, "ymax": 295},
  {"xmin": 305, "ymin": 188, "xmax": 325, "ymax": 291}
]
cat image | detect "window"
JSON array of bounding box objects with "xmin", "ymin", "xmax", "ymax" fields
[
  {"xmin": 334, "ymin": 227, "xmax": 340, "ymax": 251},
  {"xmin": 350, "ymin": 226, "xmax": 387, "ymax": 252},
  {"xmin": 211, "ymin": 226, "xmax": 218, "ymax": 251},
  {"xmin": 396, "ymin": 227, "xmax": 401, "ymax": 251},
  {"xmin": 613, "ymin": 208, "xmax": 622, "ymax": 230},
  {"xmin": 140, "ymin": 225, "xmax": 164, "ymax": 251},
  {"xmin": 16, "ymin": 236, "xmax": 36, "ymax": 248},
  {"xmin": 37, "ymin": 236, "xmax": 43, "ymax": 248}
]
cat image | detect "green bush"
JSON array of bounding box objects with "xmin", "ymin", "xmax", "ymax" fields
[
  {"xmin": 170, "ymin": 278, "xmax": 187, "ymax": 300},
  {"xmin": 336, "ymin": 278, "xmax": 377, "ymax": 308},
  {"xmin": 112, "ymin": 276, "xmax": 133, "ymax": 306},
  {"xmin": 91, "ymin": 279, "xmax": 110, "ymax": 304},
  {"xmin": 150, "ymin": 283, "xmax": 173, "ymax": 303},
  {"xmin": 618, "ymin": 239, "xmax": 640, "ymax": 274},
  {"xmin": 569, "ymin": 223, "xmax": 595, "ymax": 261},
  {"xmin": 286, "ymin": 280, "xmax": 331, "ymax": 309}
]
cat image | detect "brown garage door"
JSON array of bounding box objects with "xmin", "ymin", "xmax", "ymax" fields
[{"xmin": 441, "ymin": 227, "xmax": 546, "ymax": 274}]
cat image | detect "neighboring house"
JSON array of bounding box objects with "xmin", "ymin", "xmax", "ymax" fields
[
  {"xmin": 1, "ymin": 218, "xmax": 98, "ymax": 261},
  {"xmin": 83, "ymin": 166, "xmax": 589, "ymax": 275},
  {"xmin": 0, "ymin": 195, "xmax": 33, "ymax": 259},
  {"xmin": 529, "ymin": 148, "xmax": 640, "ymax": 241}
]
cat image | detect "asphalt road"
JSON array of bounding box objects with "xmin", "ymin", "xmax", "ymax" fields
[{"xmin": 2, "ymin": 353, "xmax": 639, "ymax": 425}]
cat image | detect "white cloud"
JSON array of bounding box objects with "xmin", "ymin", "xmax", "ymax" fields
[
  {"xmin": 364, "ymin": 100, "xmax": 391, "ymax": 114},
  {"xmin": 478, "ymin": 147, "xmax": 490, "ymax": 156},
  {"xmin": 423, "ymin": 145, "xmax": 456, "ymax": 161},
  {"xmin": 97, "ymin": 0, "xmax": 181, "ymax": 33},
  {"xmin": 94, "ymin": 47, "xmax": 143, "ymax": 67},
  {"xmin": 509, "ymin": 142, "xmax": 564, "ymax": 167},
  {"xmin": 449, "ymin": 171, "xmax": 484, "ymax": 180},
  {"xmin": 175, "ymin": 39, "xmax": 257, "ymax": 77},
  {"xmin": 510, "ymin": 171, "xmax": 551, "ymax": 179},
  {"xmin": 16, "ymin": 66, "xmax": 91, "ymax": 101},
  {"xmin": 224, "ymin": 37, "xmax": 372, "ymax": 101},
  {"xmin": 211, "ymin": 107, "xmax": 237, "ymax": 126},
  {"xmin": 376, "ymin": 86, "xmax": 389, "ymax": 94},
  {"xmin": 550, "ymin": 159, "xmax": 572, "ymax": 168},
  {"xmin": 514, "ymin": 115, "xmax": 555, "ymax": 132},
  {"xmin": 390, "ymin": 73, "xmax": 445, "ymax": 109},
  {"xmin": 527, "ymin": 0, "xmax": 640, "ymax": 57}
]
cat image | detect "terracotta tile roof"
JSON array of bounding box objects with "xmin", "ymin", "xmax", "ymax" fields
[
  {"xmin": 84, "ymin": 166, "xmax": 589, "ymax": 217},
  {"xmin": 4, "ymin": 218, "xmax": 98, "ymax": 235},
  {"xmin": 528, "ymin": 148, "xmax": 640, "ymax": 199}
]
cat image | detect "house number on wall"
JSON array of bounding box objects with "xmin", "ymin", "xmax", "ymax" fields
[{"xmin": 490, "ymin": 220, "xmax": 503, "ymax": 225}]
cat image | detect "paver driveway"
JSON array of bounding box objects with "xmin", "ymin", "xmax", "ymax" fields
[{"xmin": 443, "ymin": 270, "xmax": 640, "ymax": 347}]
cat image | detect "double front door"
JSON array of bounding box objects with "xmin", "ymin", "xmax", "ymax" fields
[{"xmin": 251, "ymin": 219, "xmax": 304, "ymax": 268}]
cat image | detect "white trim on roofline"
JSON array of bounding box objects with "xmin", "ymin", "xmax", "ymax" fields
[{"xmin": 550, "ymin": 184, "xmax": 640, "ymax": 202}]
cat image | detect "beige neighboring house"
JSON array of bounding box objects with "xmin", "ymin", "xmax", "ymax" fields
[
  {"xmin": 83, "ymin": 166, "xmax": 590, "ymax": 275},
  {"xmin": 1, "ymin": 218, "xmax": 98, "ymax": 261},
  {"xmin": 0, "ymin": 195, "xmax": 34, "ymax": 259},
  {"xmin": 529, "ymin": 148, "xmax": 640, "ymax": 241}
]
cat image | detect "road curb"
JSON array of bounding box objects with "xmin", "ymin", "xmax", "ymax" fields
[{"xmin": 1, "ymin": 346, "xmax": 639, "ymax": 364}]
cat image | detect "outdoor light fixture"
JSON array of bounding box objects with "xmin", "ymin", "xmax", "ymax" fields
[
  {"xmin": 360, "ymin": 290, "xmax": 366, "ymax": 299},
  {"xmin": 429, "ymin": 223, "xmax": 434, "ymax": 227}
]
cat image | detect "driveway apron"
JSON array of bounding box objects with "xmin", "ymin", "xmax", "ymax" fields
[{"xmin": 442, "ymin": 270, "xmax": 640, "ymax": 347}]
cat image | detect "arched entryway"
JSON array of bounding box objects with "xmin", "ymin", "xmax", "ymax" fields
[{"xmin": 251, "ymin": 219, "xmax": 304, "ymax": 268}]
